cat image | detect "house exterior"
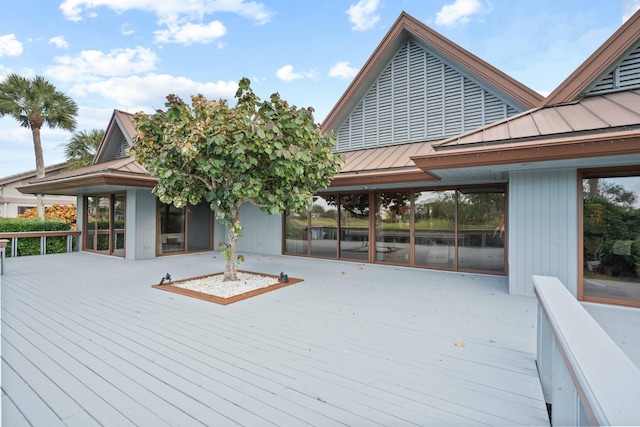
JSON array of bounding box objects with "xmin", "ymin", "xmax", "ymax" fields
[
  {"xmin": 18, "ymin": 11, "xmax": 640, "ymax": 308},
  {"xmin": 0, "ymin": 163, "xmax": 76, "ymax": 217}
]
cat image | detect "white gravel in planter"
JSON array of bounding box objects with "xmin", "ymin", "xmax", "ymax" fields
[{"xmin": 172, "ymin": 272, "xmax": 279, "ymax": 298}]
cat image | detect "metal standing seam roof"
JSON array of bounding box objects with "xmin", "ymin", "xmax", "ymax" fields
[{"xmin": 435, "ymin": 89, "xmax": 640, "ymax": 148}]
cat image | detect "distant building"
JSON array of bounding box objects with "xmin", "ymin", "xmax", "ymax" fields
[{"xmin": 0, "ymin": 163, "xmax": 76, "ymax": 218}]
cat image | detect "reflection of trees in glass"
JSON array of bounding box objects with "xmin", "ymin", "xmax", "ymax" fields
[
  {"xmin": 340, "ymin": 194, "xmax": 369, "ymax": 221},
  {"xmin": 583, "ymin": 177, "xmax": 640, "ymax": 279},
  {"xmin": 584, "ymin": 179, "xmax": 637, "ymax": 210},
  {"xmin": 458, "ymin": 189, "xmax": 504, "ymax": 228},
  {"xmin": 415, "ymin": 191, "xmax": 455, "ymax": 229},
  {"xmin": 376, "ymin": 193, "xmax": 410, "ymax": 223}
]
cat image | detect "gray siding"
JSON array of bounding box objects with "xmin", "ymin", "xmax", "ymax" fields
[
  {"xmin": 130, "ymin": 189, "xmax": 157, "ymax": 260},
  {"xmin": 336, "ymin": 40, "xmax": 520, "ymax": 151},
  {"xmin": 235, "ymin": 203, "xmax": 282, "ymax": 255},
  {"xmin": 508, "ymin": 170, "xmax": 578, "ymax": 296}
]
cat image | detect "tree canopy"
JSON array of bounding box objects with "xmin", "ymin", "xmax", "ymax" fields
[
  {"xmin": 0, "ymin": 73, "xmax": 78, "ymax": 219},
  {"xmin": 130, "ymin": 77, "xmax": 342, "ymax": 280}
]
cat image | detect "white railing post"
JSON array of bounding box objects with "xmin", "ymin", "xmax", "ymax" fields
[{"xmin": 533, "ymin": 275, "xmax": 640, "ymax": 426}]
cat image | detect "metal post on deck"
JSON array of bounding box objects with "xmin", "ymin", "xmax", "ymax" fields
[{"xmin": 0, "ymin": 239, "xmax": 8, "ymax": 275}]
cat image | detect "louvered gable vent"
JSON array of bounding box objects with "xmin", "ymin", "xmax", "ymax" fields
[
  {"xmin": 587, "ymin": 41, "xmax": 640, "ymax": 95},
  {"xmin": 336, "ymin": 40, "xmax": 521, "ymax": 151},
  {"xmin": 116, "ymin": 138, "xmax": 130, "ymax": 158}
]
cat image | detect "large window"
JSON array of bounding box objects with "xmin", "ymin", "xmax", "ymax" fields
[
  {"xmin": 84, "ymin": 194, "xmax": 125, "ymax": 257},
  {"xmin": 581, "ymin": 172, "xmax": 640, "ymax": 307},
  {"xmin": 284, "ymin": 185, "xmax": 506, "ymax": 274},
  {"xmin": 157, "ymin": 201, "xmax": 212, "ymax": 255},
  {"xmin": 375, "ymin": 192, "xmax": 410, "ymax": 264},
  {"xmin": 340, "ymin": 194, "xmax": 369, "ymax": 260}
]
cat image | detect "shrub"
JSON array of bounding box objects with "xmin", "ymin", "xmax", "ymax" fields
[
  {"xmin": 18, "ymin": 204, "xmax": 76, "ymax": 229},
  {"xmin": 0, "ymin": 218, "xmax": 73, "ymax": 257}
]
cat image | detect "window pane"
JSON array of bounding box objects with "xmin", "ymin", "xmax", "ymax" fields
[
  {"xmin": 85, "ymin": 196, "xmax": 97, "ymax": 251},
  {"xmin": 339, "ymin": 194, "xmax": 369, "ymax": 260},
  {"xmin": 112, "ymin": 194, "xmax": 126, "ymax": 255},
  {"xmin": 187, "ymin": 201, "xmax": 211, "ymax": 251},
  {"xmin": 583, "ymin": 176, "xmax": 640, "ymax": 304},
  {"xmin": 375, "ymin": 192, "xmax": 410, "ymax": 264},
  {"xmin": 414, "ymin": 190, "xmax": 456, "ymax": 268},
  {"xmin": 457, "ymin": 188, "xmax": 505, "ymax": 272},
  {"xmin": 158, "ymin": 203, "xmax": 185, "ymax": 254},
  {"xmin": 310, "ymin": 195, "xmax": 338, "ymax": 257},
  {"xmin": 285, "ymin": 209, "xmax": 309, "ymax": 255}
]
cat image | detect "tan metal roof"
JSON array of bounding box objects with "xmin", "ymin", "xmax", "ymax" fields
[
  {"xmin": 435, "ymin": 89, "xmax": 640, "ymax": 148},
  {"xmin": 18, "ymin": 157, "xmax": 154, "ymax": 195}
]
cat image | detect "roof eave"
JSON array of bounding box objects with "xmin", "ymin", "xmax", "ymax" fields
[
  {"xmin": 411, "ymin": 130, "xmax": 640, "ymax": 171},
  {"xmin": 17, "ymin": 172, "xmax": 157, "ymax": 196}
]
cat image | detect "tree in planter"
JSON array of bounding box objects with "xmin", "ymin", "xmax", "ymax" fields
[
  {"xmin": 0, "ymin": 74, "xmax": 78, "ymax": 220},
  {"xmin": 130, "ymin": 78, "xmax": 342, "ymax": 281}
]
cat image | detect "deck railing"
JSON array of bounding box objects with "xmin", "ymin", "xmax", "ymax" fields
[
  {"xmin": 533, "ymin": 275, "xmax": 640, "ymax": 426},
  {"xmin": 0, "ymin": 230, "xmax": 81, "ymax": 258}
]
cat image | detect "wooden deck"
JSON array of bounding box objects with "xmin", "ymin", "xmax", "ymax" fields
[{"xmin": 1, "ymin": 251, "xmax": 549, "ymax": 426}]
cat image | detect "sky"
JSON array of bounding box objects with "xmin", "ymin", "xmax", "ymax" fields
[{"xmin": 1, "ymin": 0, "xmax": 640, "ymax": 178}]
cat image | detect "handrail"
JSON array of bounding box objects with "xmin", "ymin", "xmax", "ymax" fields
[
  {"xmin": 0, "ymin": 230, "xmax": 81, "ymax": 258},
  {"xmin": 533, "ymin": 275, "xmax": 640, "ymax": 426}
]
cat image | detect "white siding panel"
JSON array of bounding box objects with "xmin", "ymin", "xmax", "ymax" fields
[
  {"xmin": 236, "ymin": 203, "xmax": 283, "ymax": 255},
  {"xmin": 508, "ymin": 170, "xmax": 578, "ymax": 296}
]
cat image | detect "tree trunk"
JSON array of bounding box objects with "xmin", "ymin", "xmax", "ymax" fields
[
  {"xmin": 223, "ymin": 206, "xmax": 241, "ymax": 281},
  {"xmin": 31, "ymin": 126, "xmax": 46, "ymax": 220}
]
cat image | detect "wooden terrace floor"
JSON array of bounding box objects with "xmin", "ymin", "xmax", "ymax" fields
[{"xmin": 1, "ymin": 251, "xmax": 549, "ymax": 426}]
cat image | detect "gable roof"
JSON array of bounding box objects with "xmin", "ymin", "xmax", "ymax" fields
[
  {"xmin": 542, "ymin": 9, "xmax": 640, "ymax": 106},
  {"xmin": 17, "ymin": 110, "xmax": 154, "ymax": 196},
  {"xmin": 322, "ymin": 11, "xmax": 543, "ymax": 134},
  {"xmin": 410, "ymin": 12, "xmax": 640, "ymax": 174},
  {"xmin": 94, "ymin": 109, "xmax": 137, "ymax": 164}
]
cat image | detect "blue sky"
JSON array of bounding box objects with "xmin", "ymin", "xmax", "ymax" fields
[{"xmin": 1, "ymin": 0, "xmax": 639, "ymax": 178}]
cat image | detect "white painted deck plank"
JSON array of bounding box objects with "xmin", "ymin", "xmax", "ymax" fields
[
  {"xmin": 1, "ymin": 252, "xmax": 550, "ymax": 426},
  {"xmin": 2, "ymin": 390, "xmax": 33, "ymax": 427}
]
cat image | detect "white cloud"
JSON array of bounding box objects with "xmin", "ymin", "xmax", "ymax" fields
[
  {"xmin": 59, "ymin": 0, "xmax": 272, "ymax": 25},
  {"xmin": 71, "ymin": 74, "xmax": 238, "ymax": 108},
  {"xmin": 121, "ymin": 23, "xmax": 135, "ymax": 36},
  {"xmin": 276, "ymin": 64, "xmax": 303, "ymax": 82},
  {"xmin": 435, "ymin": 0, "xmax": 483, "ymax": 27},
  {"xmin": 329, "ymin": 61, "xmax": 359, "ymax": 79},
  {"xmin": 154, "ymin": 20, "xmax": 226, "ymax": 44},
  {"xmin": 346, "ymin": 0, "xmax": 380, "ymax": 31},
  {"xmin": 49, "ymin": 36, "xmax": 69, "ymax": 49},
  {"xmin": 45, "ymin": 46, "xmax": 157, "ymax": 83},
  {"xmin": 623, "ymin": 0, "xmax": 640, "ymax": 22},
  {"xmin": 0, "ymin": 34, "xmax": 23, "ymax": 56}
]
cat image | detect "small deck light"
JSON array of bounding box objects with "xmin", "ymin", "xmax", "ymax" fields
[
  {"xmin": 159, "ymin": 273, "xmax": 171, "ymax": 286},
  {"xmin": 278, "ymin": 271, "xmax": 289, "ymax": 283}
]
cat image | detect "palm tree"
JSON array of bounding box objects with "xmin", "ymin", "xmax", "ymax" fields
[
  {"xmin": 0, "ymin": 74, "xmax": 78, "ymax": 220},
  {"xmin": 65, "ymin": 129, "xmax": 105, "ymax": 169}
]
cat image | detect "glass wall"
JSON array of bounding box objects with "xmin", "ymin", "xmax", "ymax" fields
[
  {"xmin": 414, "ymin": 190, "xmax": 456, "ymax": 269},
  {"xmin": 457, "ymin": 187, "xmax": 505, "ymax": 272},
  {"xmin": 339, "ymin": 194, "xmax": 369, "ymax": 260},
  {"xmin": 582, "ymin": 174, "xmax": 640, "ymax": 307},
  {"xmin": 284, "ymin": 185, "xmax": 506, "ymax": 275},
  {"xmin": 310, "ymin": 196, "xmax": 338, "ymax": 257},
  {"xmin": 375, "ymin": 192, "xmax": 410, "ymax": 264},
  {"xmin": 157, "ymin": 201, "xmax": 212, "ymax": 255},
  {"xmin": 83, "ymin": 193, "xmax": 126, "ymax": 257}
]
